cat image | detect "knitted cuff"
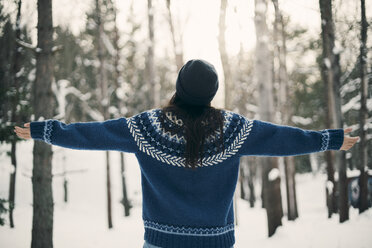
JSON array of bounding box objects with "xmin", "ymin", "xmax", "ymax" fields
[
  {"xmin": 322, "ymin": 129, "xmax": 344, "ymax": 151},
  {"xmin": 30, "ymin": 120, "xmax": 54, "ymax": 144}
]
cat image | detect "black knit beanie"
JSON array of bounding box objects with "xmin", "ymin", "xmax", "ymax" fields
[{"xmin": 176, "ymin": 59, "xmax": 219, "ymax": 105}]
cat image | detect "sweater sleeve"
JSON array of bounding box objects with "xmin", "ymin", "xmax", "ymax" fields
[
  {"xmin": 30, "ymin": 118, "xmax": 138, "ymax": 153},
  {"xmin": 239, "ymin": 120, "xmax": 344, "ymax": 156}
]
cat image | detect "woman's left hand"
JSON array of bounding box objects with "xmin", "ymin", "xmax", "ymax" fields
[{"xmin": 14, "ymin": 123, "xmax": 31, "ymax": 140}]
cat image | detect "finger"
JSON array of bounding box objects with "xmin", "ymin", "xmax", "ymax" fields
[
  {"xmin": 15, "ymin": 127, "xmax": 29, "ymax": 134},
  {"xmin": 15, "ymin": 132, "xmax": 25, "ymax": 139},
  {"xmin": 16, "ymin": 132, "xmax": 31, "ymax": 140},
  {"xmin": 347, "ymin": 137, "xmax": 360, "ymax": 142},
  {"xmin": 24, "ymin": 123, "xmax": 30, "ymax": 127},
  {"xmin": 344, "ymin": 127, "xmax": 353, "ymax": 134},
  {"xmin": 15, "ymin": 126, "xmax": 30, "ymax": 131}
]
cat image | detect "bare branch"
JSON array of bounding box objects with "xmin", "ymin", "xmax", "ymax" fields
[
  {"xmin": 52, "ymin": 45, "xmax": 63, "ymax": 54},
  {"xmin": 15, "ymin": 39, "xmax": 36, "ymax": 53},
  {"xmin": 53, "ymin": 169, "xmax": 88, "ymax": 177}
]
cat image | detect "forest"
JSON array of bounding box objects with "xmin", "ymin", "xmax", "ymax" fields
[{"xmin": 0, "ymin": 0, "xmax": 371, "ymax": 247}]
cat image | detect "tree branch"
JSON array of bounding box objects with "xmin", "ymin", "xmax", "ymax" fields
[{"xmin": 15, "ymin": 39, "xmax": 36, "ymax": 53}]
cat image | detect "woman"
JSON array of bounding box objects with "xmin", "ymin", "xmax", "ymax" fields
[{"xmin": 15, "ymin": 59, "xmax": 358, "ymax": 248}]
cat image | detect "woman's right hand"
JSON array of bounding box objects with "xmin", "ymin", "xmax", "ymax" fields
[{"xmin": 340, "ymin": 128, "xmax": 359, "ymax": 151}]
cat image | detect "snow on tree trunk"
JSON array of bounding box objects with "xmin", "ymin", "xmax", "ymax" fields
[
  {"xmin": 358, "ymin": 0, "xmax": 369, "ymax": 214},
  {"xmin": 31, "ymin": 0, "xmax": 55, "ymax": 247},
  {"xmin": 254, "ymin": 0, "xmax": 283, "ymax": 237},
  {"xmin": 310, "ymin": 153, "xmax": 319, "ymax": 176},
  {"xmin": 319, "ymin": 0, "xmax": 348, "ymax": 222}
]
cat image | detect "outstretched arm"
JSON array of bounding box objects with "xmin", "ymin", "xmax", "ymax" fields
[
  {"xmin": 239, "ymin": 120, "xmax": 358, "ymax": 157},
  {"xmin": 14, "ymin": 119, "xmax": 138, "ymax": 153}
]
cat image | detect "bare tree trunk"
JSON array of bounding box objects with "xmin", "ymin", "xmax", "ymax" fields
[
  {"xmin": 120, "ymin": 153, "xmax": 131, "ymax": 216},
  {"xmin": 96, "ymin": 0, "xmax": 113, "ymax": 229},
  {"xmin": 63, "ymin": 177, "xmax": 68, "ymax": 202},
  {"xmin": 272, "ymin": 0, "xmax": 298, "ymax": 221},
  {"xmin": 254, "ymin": 0, "xmax": 283, "ymax": 237},
  {"xmin": 9, "ymin": 140, "xmax": 17, "ymax": 228},
  {"xmin": 147, "ymin": 0, "xmax": 159, "ymax": 108},
  {"xmin": 8, "ymin": 0, "xmax": 22, "ymax": 228},
  {"xmin": 319, "ymin": 0, "xmax": 348, "ymax": 222},
  {"xmin": 358, "ymin": 0, "xmax": 369, "ymax": 214},
  {"xmin": 165, "ymin": 0, "xmax": 183, "ymax": 71},
  {"xmin": 219, "ymin": 0, "xmax": 233, "ymax": 109},
  {"xmin": 31, "ymin": 0, "xmax": 54, "ymax": 247},
  {"xmin": 105, "ymin": 151, "xmax": 112, "ymax": 228},
  {"xmin": 239, "ymin": 159, "xmax": 247, "ymax": 200},
  {"xmin": 247, "ymin": 157, "xmax": 257, "ymax": 208},
  {"xmin": 284, "ymin": 157, "xmax": 298, "ymax": 220}
]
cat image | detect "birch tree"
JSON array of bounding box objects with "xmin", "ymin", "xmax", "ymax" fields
[
  {"xmin": 254, "ymin": 0, "xmax": 283, "ymax": 236},
  {"xmin": 32, "ymin": 0, "xmax": 55, "ymax": 246}
]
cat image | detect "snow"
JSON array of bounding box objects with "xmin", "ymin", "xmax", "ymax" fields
[
  {"xmin": 309, "ymin": 153, "xmax": 318, "ymax": 174},
  {"xmin": 15, "ymin": 67, "xmax": 25, "ymax": 78},
  {"xmin": 326, "ymin": 180, "xmax": 334, "ymax": 194},
  {"xmin": 323, "ymin": 58, "xmax": 331, "ymax": 69},
  {"xmin": 1, "ymin": 142, "xmax": 372, "ymax": 248},
  {"xmin": 101, "ymin": 32, "xmax": 115, "ymax": 56},
  {"xmin": 342, "ymin": 94, "xmax": 361, "ymax": 113},
  {"xmin": 268, "ymin": 168, "xmax": 280, "ymax": 181},
  {"xmin": 245, "ymin": 103, "xmax": 258, "ymax": 113},
  {"xmin": 291, "ymin": 116, "xmax": 313, "ymax": 126},
  {"xmin": 340, "ymin": 78, "xmax": 360, "ymax": 97},
  {"xmin": 342, "ymin": 95, "xmax": 372, "ymax": 113},
  {"xmin": 332, "ymin": 44, "xmax": 343, "ymax": 55},
  {"xmin": 255, "ymin": 2, "xmax": 267, "ymax": 14}
]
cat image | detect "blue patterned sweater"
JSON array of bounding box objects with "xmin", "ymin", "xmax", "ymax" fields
[{"xmin": 30, "ymin": 109, "xmax": 344, "ymax": 248}]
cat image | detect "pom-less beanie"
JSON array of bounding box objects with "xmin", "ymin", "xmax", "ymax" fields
[{"xmin": 176, "ymin": 59, "xmax": 219, "ymax": 105}]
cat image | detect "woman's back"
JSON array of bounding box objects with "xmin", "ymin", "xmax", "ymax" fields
[{"xmin": 129, "ymin": 108, "xmax": 251, "ymax": 247}]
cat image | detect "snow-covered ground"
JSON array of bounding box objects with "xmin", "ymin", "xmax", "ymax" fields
[{"xmin": 0, "ymin": 141, "xmax": 371, "ymax": 248}]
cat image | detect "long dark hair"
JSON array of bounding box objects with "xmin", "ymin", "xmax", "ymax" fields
[{"xmin": 161, "ymin": 93, "xmax": 225, "ymax": 169}]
